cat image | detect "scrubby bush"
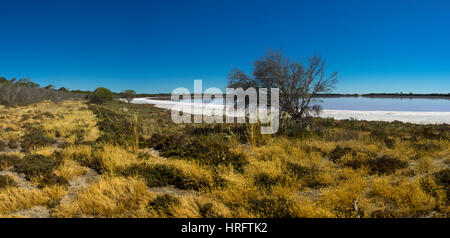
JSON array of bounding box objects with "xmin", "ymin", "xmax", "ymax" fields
[
  {"xmin": 0, "ymin": 175, "xmax": 17, "ymax": 189},
  {"xmin": 11, "ymin": 153, "xmax": 67, "ymax": 187},
  {"xmin": 365, "ymin": 156, "xmax": 408, "ymax": 175},
  {"xmin": 14, "ymin": 154, "xmax": 61, "ymax": 179},
  {"xmin": 38, "ymin": 174, "xmax": 70, "ymax": 188},
  {"xmin": 89, "ymin": 87, "xmax": 113, "ymax": 104},
  {"xmin": 90, "ymin": 105, "xmax": 139, "ymax": 148},
  {"xmin": 0, "ymin": 154, "xmax": 21, "ymax": 170},
  {"xmin": 124, "ymin": 164, "xmax": 179, "ymax": 187},
  {"xmin": 341, "ymin": 155, "xmax": 408, "ymax": 175},
  {"xmin": 413, "ymin": 142, "xmax": 442, "ymax": 153},
  {"xmin": 369, "ymin": 178, "xmax": 436, "ymax": 217},
  {"xmin": 249, "ymin": 196, "xmax": 297, "ymax": 218},
  {"xmin": 32, "ymin": 111, "xmax": 55, "ymax": 120},
  {"xmin": 286, "ymin": 162, "xmax": 324, "ymax": 188},
  {"xmin": 301, "ymin": 145, "xmax": 324, "ymax": 155},
  {"xmin": 21, "ymin": 127, "xmax": 56, "ymax": 151},
  {"xmin": 433, "ymin": 169, "xmax": 450, "ymax": 201},
  {"xmin": 146, "ymin": 133, "xmax": 186, "ymax": 151},
  {"xmin": 147, "ymin": 134, "xmax": 248, "ymax": 172},
  {"xmin": 123, "ymin": 163, "xmax": 211, "ymax": 191},
  {"xmin": 0, "ymin": 77, "xmax": 85, "ymax": 107},
  {"xmin": 148, "ymin": 194, "xmax": 180, "ymax": 216},
  {"xmin": 254, "ymin": 173, "xmax": 281, "ymax": 191},
  {"xmin": 7, "ymin": 139, "xmax": 19, "ymax": 149},
  {"xmin": 121, "ymin": 90, "xmax": 136, "ymax": 103},
  {"xmin": 20, "ymin": 114, "xmax": 31, "ymax": 121},
  {"xmin": 198, "ymin": 202, "xmax": 215, "ymax": 217},
  {"xmin": 328, "ymin": 146, "xmax": 355, "ymax": 163},
  {"xmin": 370, "ymin": 130, "xmax": 395, "ymax": 148}
]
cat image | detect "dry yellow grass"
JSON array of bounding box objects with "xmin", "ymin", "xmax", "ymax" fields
[
  {"xmin": 53, "ymin": 159, "xmax": 89, "ymax": 181},
  {"xmin": 53, "ymin": 176, "xmax": 152, "ymax": 218},
  {"xmin": 0, "ymin": 100, "xmax": 449, "ymax": 218},
  {"xmin": 0, "ymin": 185, "xmax": 67, "ymax": 216},
  {"xmin": 0, "ymin": 100, "xmax": 100, "ymax": 217}
]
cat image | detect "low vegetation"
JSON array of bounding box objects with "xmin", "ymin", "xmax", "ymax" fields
[
  {"xmin": 0, "ymin": 77, "xmax": 85, "ymax": 107},
  {"xmin": 89, "ymin": 87, "xmax": 114, "ymax": 104},
  {"xmin": 0, "ymin": 98, "xmax": 448, "ymax": 218}
]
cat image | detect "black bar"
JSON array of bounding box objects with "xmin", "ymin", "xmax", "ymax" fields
[{"xmin": 0, "ymin": 218, "xmax": 447, "ymax": 237}]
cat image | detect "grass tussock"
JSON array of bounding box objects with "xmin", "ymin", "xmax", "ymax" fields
[
  {"xmin": 53, "ymin": 176, "xmax": 151, "ymax": 217},
  {"xmin": 0, "ymin": 186, "xmax": 66, "ymax": 216}
]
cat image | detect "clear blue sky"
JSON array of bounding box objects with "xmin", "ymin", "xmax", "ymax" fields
[{"xmin": 1, "ymin": 0, "xmax": 449, "ymax": 94}]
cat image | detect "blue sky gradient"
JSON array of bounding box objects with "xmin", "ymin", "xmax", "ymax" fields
[{"xmin": 1, "ymin": 0, "xmax": 449, "ymax": 93}]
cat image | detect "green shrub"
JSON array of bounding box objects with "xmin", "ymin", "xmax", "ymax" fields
[
  {"xmin": 148, "ymin": 134, "xmax": 248, "ymax": 172},
  {"xmin": 31, "ymin": 112, "xmax": 54, "ymax": 120},
  {"xmin": 419, "ymin": 126, "xmax": 448, "ymax": 140},
  {"xmin": 339, "ymin": 154, "xmax": 408, "ymax": 175},
  {"xmin": 302, "ymin": 145, "xmax": 324, "ymax": 155},
  {"xmin": 254, "ymin": 173, "xmax": 280, "ymax": 191},
  {"xmin": 413, "ymin": 142, "xmax": 442, "ymax": 153},
  {"xmin": 14, "ymin": 154, "xmax": 60, "ymax": 179},
  {"xmin": 0, "ymin": 154, "xmax": 21, "ymax": 170},
  {"xmin": 369, "ymin": 209, "xmax": 397, "ymax": 218},
  {"xmin": 0, "ymin": 140, "xmax": 5, "ymax": 151},
  {"xmin": 38, "ymin": 174, "xmax": 70, "ymax": 188},
  {"xmin": 198, "ymin": 203, "xmax": 215, "ymax": 217},
  {"xmin": 123, "ymin": 164, "xmax": 210, "ymax": 191},
  {"xmin": 11, "ymin": 154, "xmax": 67, "ymax": 187},
  {"xmin": 249, "ymin": 196, "xmax": 296, "ymax": 218},
  {"xmin": 370, "ymin": 130, "xmax": 395, "ymax": 148},
  {"xmin": 89, "ymin": 87, "xmax": 113, "ymax": 104},
  {"xmin": 286, "ymin": 162, "xmax": 323, "ymax": 188},
  {"xmin": 8, "ymin": 139, "xmax": 19, "ymax": 149},
  {"xmin": 341, "ymin": 158, "xmax": 365, "ymax": 170},
  {"xmin": 90, "ymin": 105, "xmax": 139, "ymax": 147},
  {"xmin": 332, "ymin": 206, "xmax": 362, "ymax": 218},
  {"xmin": 433, "ymin": 169, "xmax": 450, "ymax": 201},
  {"xmin": 20, "ymin": 114, "xmax": 31, "ymax": 121},
  {"xmin": 0, "ymin": 175, "xmax": 17, "ymax": 189},
  {"xmin": 148, "ymin": 194, "xmax": 180, "ymax": 216},
  {"xmin": 74, "ymin": 153, "xmax": 104, "ymax": 174},
  {"xmin": 146, "ymin": 133, "xmax": 186, "ymax": 151},
  {"xmin": 121, "ymin": 90, "xmax": 136, "ymax": 103},
  {"xmin": 186, "ymin": 124, "xmax": 245, "ymax": 138},
  {"xmin": 366, "ymin": 156, "xmax": 408, "ymax": 175},
  {"xmin": 212, "ymin": 173, "xmax": 228, "ymax": 188},
  {"xmin": 328, "ymin": 146, "xmax": 355, "ymax": 163},
  {"xmin": 286, "ymin": 162, "xmax": 311, "ymax": 178},
  {"xmin": 21, "ymin": 127, "xmax": 56, "ymax": 151}
]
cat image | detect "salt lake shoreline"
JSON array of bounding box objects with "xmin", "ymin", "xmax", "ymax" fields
[{"xmin": 129, "ymin": 98, "xmax": 450, "ymax": 125}]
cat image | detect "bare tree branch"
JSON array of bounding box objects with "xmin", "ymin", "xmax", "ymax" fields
[{"xmin": 227, "ymin": 50, "xmax": 338, "ymax": 121}]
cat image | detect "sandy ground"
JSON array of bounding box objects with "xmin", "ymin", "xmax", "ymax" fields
[{"xmin": 130, "ymin": 98, "xmax": 450, "ymax": 124}]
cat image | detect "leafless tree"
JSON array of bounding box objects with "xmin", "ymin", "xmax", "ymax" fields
[{"xmin": 228, "ymin": 50, "xmax": 338, "ymax": 120}]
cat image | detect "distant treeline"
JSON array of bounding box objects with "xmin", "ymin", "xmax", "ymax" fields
[
  {"xmin": 0, "ymin": 76, "xmax": 181, "ymax": 106},
  {"xmin": 135, "ymin": 93, "xmax": 172, "ymax": 97},
  {"xmin": 135, "ymin": 92, "xmax": 450, "ymax": 100},
  {"xmin": 2, "ymin": 75, "xmax": 448, "ymax": 107},
  {"xmin": 0, "ymin": 77, "xmax": 87, "ymax": 107},
  {"xmin": 316, "ymin": 93, "xmax": 450, "ymax": 99}
]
